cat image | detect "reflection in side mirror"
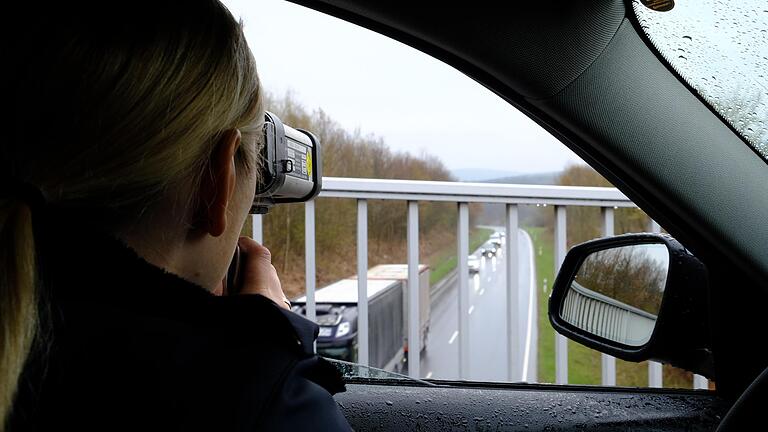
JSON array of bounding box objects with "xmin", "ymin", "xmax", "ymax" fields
[{"xmin": 559, "ymin": 244, "xmax": 669, "ymax": 347}]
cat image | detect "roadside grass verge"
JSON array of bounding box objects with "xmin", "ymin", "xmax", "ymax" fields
[{"xmin": 527, "ymin": 226, "xmax": 600, "ymax": 385}]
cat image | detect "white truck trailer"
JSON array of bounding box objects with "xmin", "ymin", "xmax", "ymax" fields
[{"xmin": 292, "ymin": 264, "xmax": 430, "ymax": 372}]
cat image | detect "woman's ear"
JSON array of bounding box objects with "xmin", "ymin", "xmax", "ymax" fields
[{"xmin": 197, "ymin": 129, "xmax": 241, "ymax": 237}]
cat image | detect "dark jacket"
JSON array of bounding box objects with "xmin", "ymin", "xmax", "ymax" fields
[{"xmin": 9, "ymin": 229, "xmax": 352, "ymax": 431}]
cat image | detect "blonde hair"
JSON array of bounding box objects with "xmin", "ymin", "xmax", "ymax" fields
[{"xmin": 1, "ymin": 1, "xmax": 263, "ymax": 428}]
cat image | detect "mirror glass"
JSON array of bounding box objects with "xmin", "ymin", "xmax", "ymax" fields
[{"xmin": 560, "ymin": 243, "xmax": 669, "ymax": 347}]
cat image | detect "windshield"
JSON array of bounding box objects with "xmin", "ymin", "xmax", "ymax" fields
[
  {"xmin": 632, "ymin": 0, "xmax": 768, "ymax": 158},
  {"xmin": 325, "ymin": 358, "xmax": 433, "ymax": 384}
]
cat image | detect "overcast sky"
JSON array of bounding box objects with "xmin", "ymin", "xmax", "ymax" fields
[{"xmin": 223, "ymin": 0, "xmax": 584, "ymax": 179}]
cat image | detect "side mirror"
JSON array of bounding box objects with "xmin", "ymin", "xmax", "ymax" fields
[{"xmin": 549, "ymin": 233, "xmax": 713, "ymax": 378}]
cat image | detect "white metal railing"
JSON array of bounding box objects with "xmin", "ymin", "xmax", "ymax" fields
[
  {"xmin": 251, "ymin": 177, "xmax": 708, "ymax": 390},
  {"xmin": 563, "ymin": 281, "xmax": 657, "ymax": 346},
  {"xmin": 315, "ymin": 177, "xmax": 634, "ymax": 207}
]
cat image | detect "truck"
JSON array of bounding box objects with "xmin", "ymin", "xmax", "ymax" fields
[{"xmin": 292, "ymin": 264, "xmax": 430, "ymax": 372}]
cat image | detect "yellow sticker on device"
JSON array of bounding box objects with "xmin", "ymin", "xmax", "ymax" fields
[{"xmin": 306, "ymin": 153, "xmax": 312, "ymax": 178}]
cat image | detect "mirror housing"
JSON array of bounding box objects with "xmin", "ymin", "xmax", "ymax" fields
[{"xmin": 549, "ymin": 233, "xmax": 714, "ymax": 378}]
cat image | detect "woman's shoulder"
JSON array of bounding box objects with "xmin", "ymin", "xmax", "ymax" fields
[
  {"xmin": 57, "ymin": 289, "xmax": 340, "ymax": 392},
  {"xmin": 14, "ymin": 230, "xmax": 350, "ymax": 429},
  {"xmin": 14, "ymin": 290, "xmax": 348, "ymax": 430}
]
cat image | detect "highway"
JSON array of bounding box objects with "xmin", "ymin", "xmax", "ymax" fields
[{"xmin": 420, "ymin": 228, "xmax": 538, "ymax": 382}]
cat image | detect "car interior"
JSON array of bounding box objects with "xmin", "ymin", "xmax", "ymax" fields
[
  {"xmin": 281, "ymin": 0, "xmax": 768, "ymax": 430},
  {"xmin": 8, "ymin": 0, "xmax": 760, "ymax": 430}
]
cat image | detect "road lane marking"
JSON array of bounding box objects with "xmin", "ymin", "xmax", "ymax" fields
[
  {"xmin": 426, "ymin": 371, "xmax": 433, "ymax": 379},
  {"xmin": 448, "ymin": 330, "xmax": 459, "ymax": 344},
  {"xmin": 521, "ymin": 230, "xmax": 536, "ymax": 382},
  {"xmin": 468, "ymin": 305, "xmax": 475, "ymax": 315}
]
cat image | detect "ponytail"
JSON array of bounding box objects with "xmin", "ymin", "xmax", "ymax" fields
[{"xmin": 0, "ymin": 200, "xmax": 38, "ymax": 431}]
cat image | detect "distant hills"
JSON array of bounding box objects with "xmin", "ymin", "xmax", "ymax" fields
[
  {"xmin": 451, "ymin": 168, "xmax": 521, "ymax": 182},
  {"xmin": 483, "ymin": 171, "xmax": 560, "ymax": 185},
  {"xmin": 453, "ymin": 169, "xmax": 560, "ymax": 185}
]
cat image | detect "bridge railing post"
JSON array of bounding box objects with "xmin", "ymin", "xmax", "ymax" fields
[
  {"xmin": 505, "ymin": 204, "xmax": 520, "ymax": 381},
  {"xmin": 555, "ymin": 205, "xmax": 568, "ymax": 385},
  {"xmin": 648, "ymin": 219, "xmax": 664, "ymax": 388},
  {"xmin": 305, "ymin": 200, "xmax": 317, "ymax": 323},
  {"xmin": 407, "ymin": 201, "xmax": 421, "ymax": 378},
  {"xmin": 252, "ymin": 214, "xmax": 263, "ymax": 244},
  {"xmin": 601, "ymin": 207, "xmax": 616, "ymax": 386},
  {"xmin": 357, "ymin": 199, "xmax": 369, "ymax": 366},
  {"xmin": 457, "ymin": 203, "xmax": 470, "ymax": 379}
]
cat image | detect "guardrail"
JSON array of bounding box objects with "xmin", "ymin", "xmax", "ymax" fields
[
  {"xmin": 563, "ymin": 281, "xmax": 657, "ymax": 346},
  {"xmin": 251, "ymin": 177, "xmax": 708, "ymax": 389}
]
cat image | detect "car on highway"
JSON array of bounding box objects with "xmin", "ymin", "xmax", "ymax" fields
[
  {"xmin": 479, "ymin": 245, "xmax": 498, "ymax": 258},
  {"xmin": 467, "ymin": 255, "xmax": 480, "ymax": 274},
  {"xmin": 287, "ymin": 0, "xmax": 766, "ymax": 430},
  {"xmin": 489, "ymin": 231, "xmax": 504, "ymax": 247}
]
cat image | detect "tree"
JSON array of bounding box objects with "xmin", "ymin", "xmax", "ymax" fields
[
  {"xmin": 576, "ymin": 245, "xmax": 667, "ymax": 315},
  {"xmin": 554, "ymin": 164, "xmax": 651, "ymax": 247}
]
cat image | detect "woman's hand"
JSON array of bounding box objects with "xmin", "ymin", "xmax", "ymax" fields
[{"xmin": 235, "ymin": 237, "xmax": 291, "ymax": 310}]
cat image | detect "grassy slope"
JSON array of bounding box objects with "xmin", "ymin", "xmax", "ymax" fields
[
  {"xmin": 429, "ymin": 227, "xmax": 494, "ymax": 285},
  {"xmin": 527, "ymin": 226, "xmax": 600, "ymax": 385}
]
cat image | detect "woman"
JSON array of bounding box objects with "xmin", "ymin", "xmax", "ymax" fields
[{"xmin": 1, "ymin": 1, "xmax": 350, "ymax": 430}]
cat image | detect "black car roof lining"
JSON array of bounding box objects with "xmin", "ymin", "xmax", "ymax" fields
[{"xmin": 304, "ymin": 1, "xmax": 626, "ymax": 100}]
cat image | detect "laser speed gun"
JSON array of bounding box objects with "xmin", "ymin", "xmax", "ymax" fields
[{"xmin": 250, "ymin": 111, "xmax": 322, "ymax": 214}]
